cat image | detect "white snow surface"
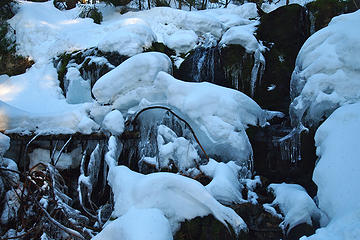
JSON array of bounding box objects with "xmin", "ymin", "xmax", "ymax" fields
[
  {"xmin": 107, "ymin": 165, "xmax": 247, "ymax": 235},
  {"xmin": 268, "ymin": 183, "xmax": 322, "ymax": 233},
  {"xmin": 92, "ymin": 52, "xmax": 172, "ymax": 104},
  {"xmin": 290, "ymin": 10, "xmax": 360, "ymax": 128},
  {"xmin": 93, "ymin": 208, "xmax": 173, "ymax": 240},
  {"xmin": 219, "ymin": 22, "xmax": 260, "ymax": 53},
  {"xmin": 200, "ymin": 159, "xmax": 244, "ymax": 204},
  {"xmin": 301, "ymin": 103, "xmax": 360, "ymax": 240},
  {"xmin": 0, "ymin": 133, "xmax": 10, "ymax": 155},
  {"xmin": 102, "ymin": 110, "xmax": 125, "ymax": 136}
]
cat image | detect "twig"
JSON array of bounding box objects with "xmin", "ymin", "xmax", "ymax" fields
[
  {"xmin": 54, "ymin": 136, "xmax": 73, "ymax": 167},
  {"xmin": 34, "ymin": 199, "xmax": 85, "ymax": 240}
]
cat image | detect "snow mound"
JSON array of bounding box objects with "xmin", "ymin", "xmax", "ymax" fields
[
  {"xmin": 108, "ymin": 165, "xmax": 247, "ymax": 235},
  {"xmin": 301, "ymin": 103, "xmax": 360, "ymax": 240},
  {"xmin": 102, "ymin": 110, "xmax": 125, "ymax": 136},
  {"xmin": 268, "ymin": 183, "xmax": 322, "ymax": 233},
  {"xmin": 97, "ymin": 18, "xmax": 156, "ymax": 56},
  {"xmin": 200, "ymin": 159, "xmax": 244, "ymax": 204},
  {"xmin": 290, "ymin": 10, "xmax": 360, "ymax": 128},
  {"xmin": 92, "ymin": 52, "xmax": 172, "ymax": 104},
  {"xmin": 219, "ymin": 23, "xmax": 260, "ymax": 53},
  {"xmin": 93, "ymin": 208, "xmax": 173, "ymax": 240},
  {"xmin": 164, "ymin": 30, "xmax": 198, "ymax": 54}
]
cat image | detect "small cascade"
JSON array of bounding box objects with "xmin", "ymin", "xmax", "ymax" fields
[{"xmin": 275, "ymin": 128, "xmax": 302, "ymax": 163}]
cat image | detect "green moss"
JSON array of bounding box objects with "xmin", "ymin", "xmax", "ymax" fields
[
  {"xmin": 144, "ymin": 42, "xmax": 176, "ymax": 58},
  {"xmin": 306, "ymin": 0, "xmax": 358, "ymax": 32},
  {"xmin": 57, "ymin": 53, "xmax": 71, "ymax": 93}
]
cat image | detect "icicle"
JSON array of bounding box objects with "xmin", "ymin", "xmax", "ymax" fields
[{"xmin": 250, "ymin": 49, "xmax": 265, "ymax": 97}]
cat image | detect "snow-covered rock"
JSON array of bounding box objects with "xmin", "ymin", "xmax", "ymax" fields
[
  {"xmin": 200, "ymin": 159, "xmax": 244, "ymax": 204},
  {"xmin": 301, "ymin": 103, "xmax": 360, "ymax": 240},
  {"xmin": 92, "ymin": 52, "xmax": 172, "ymax": 104},
  {"xmin": 164, "ymin": 30, "xmax": 198, "ymax": 54},
  {"xmin": 268, "ymin": 183, "xmax": 322, "ymax": 233},
  {"xmin": 290, "ymin": 10, "xmax": 360, "ymax": 128},
  {"xmin": 107, "ymin": 165, "xmax": 247, "ymax": 235},
  {"xmin": 102, "ymin": 110, "xmax": 125, "ymax": 136},
  {"xmin": 0, "ymin": 133, "xmax": 10, "ymax": 156}
]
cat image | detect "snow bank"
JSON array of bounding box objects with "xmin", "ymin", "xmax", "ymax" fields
[
  {"xmin": 200, "ymin": 159, "xmax": 244, "ymax": 204},
  {"xmin": 268, "ymin": 183, "xmax": 322, "ymax": 233},
  {"xmin": 290, "ymin": 10, "xmax": 360, "ymax": 128},
  {"xmin": 93, "ymin": 208, "xmax": 173, "ymax": 240},
  {"xmin": 300, "ymin": 103, "xmax": 360, "ymax": 240},
  {"xmin": 92, "ymin": 52, "xmax": 172, "ymax": 104},
  {"xmin": 107, "ymin": 165, "xmax": 247, "ymax": 235}
]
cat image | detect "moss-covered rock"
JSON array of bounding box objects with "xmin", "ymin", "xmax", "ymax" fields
[
  {"xmin": 255, "ymin": 4, "xmax": 310, "ymax": 113},
  {"xmin": 54, "ymin": 48, "xmax": 128, "ymax": 96},
  {"xmin": 306, "ymin": 0, "xmax": 359, "ymax": 33}
]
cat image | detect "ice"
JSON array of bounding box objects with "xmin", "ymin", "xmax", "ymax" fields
[
  {"xmin": 107, "ymin": 165, "xmax": 247, "ymax": 235},
  {"xmin": 102, "ymin": 110, "xmax": 125, "ymax": 136},
  {"xmin": 29, "ymin": 147, "xmax": 82, "ymax": 170},
  {"xmin": 200, "ymin": 159, "xmax": 244, "ymax": 204},
  {"xmin": 0, "ymin": 133, "xmax": 10, "ymax": 156},
  {"xmin": 289, "ymin": 10, "xmax": 360, "ymax": 128},
  {"xmin": 268, "ymin": 183, "xmax": 322, "ymax": 233},
  {"xmin": 65, "ymin": 67, "xmax": 93, "ymax": 104},
  {"xmin": 93, "ymin": 208, "xmax": 173, "ymax": 240},
  {"xmin": 92, "ymin": 52, "xmax": 172, "ymax": 105},
  {"xmin": 300, "ymin": 103, "xmax": 360, "ymax": 240}
]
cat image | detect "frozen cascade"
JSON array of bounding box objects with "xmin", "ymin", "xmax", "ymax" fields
[
  {"xmin": 275, "ymin": 128, "xmax": 302, "ymax": 163},
  {"xmin": 250, "ymin": 49, "xmax": 265, "ymax": 97},
  {"xmin": 191, "ymin": 47, "xmax": 220, "ymax": 84}
]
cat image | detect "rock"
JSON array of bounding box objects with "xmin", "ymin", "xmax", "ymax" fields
[
  {"xmin": 255, "ymin": 4, "xmax": 310, "ymax": 113},
  {"xmin": 287, "ymin": 222, "xmax": 316, "ymax": 240},
  {"xmin": 306, "ymin": 0, "xmax": 358, "ymax": 34}
]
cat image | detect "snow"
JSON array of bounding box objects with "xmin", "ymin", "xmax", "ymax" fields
[
  {"xmin": 156, "ymin": 125, "xmax": 200, "ymax": 172},
  {"xmin": 92, "ymin": 52, "xmax": 172, "ymax": 104},
  {"xmin": 261, "ymin": 0, "xmax": 315, "ymax": 13},
  {"xmin": 93, "ymin": 208, "xmax": 173, "ymax": 240},
  {"xmin": 268, "ymin": 183, "xmax": 322, "ymax": 233},
  {"xmin": 0, "ymin": 133, "xmax": 10, "ymax": 155},
  {"xmin": 164, "ymin": 30, "xmax": 198, "ymax": 54},
  {"xmin": 300, "ymin": 103, "xmax": 360, "ymax": 240},
  {"xmin": 290, "ymin": 10, "xmax": 360, "ymax": 128},
  {"xmin": 102, "ymin": 110, "xmax": 125, "ymax": 136},
  {"xmin": 200, "ymin": 159, "xmax": 244, "ymax": 204},
  {"xmin": 219, "ymin": 23, "xmax": 260, "ymax": 53},
  {"xmin": 107, "ymin": 165, "xmax": 247, "ymax": 235}
]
